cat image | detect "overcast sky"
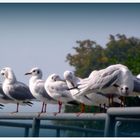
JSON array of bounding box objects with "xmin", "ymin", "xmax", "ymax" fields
[{"xmin": 0, "ymin": 3, "xmax": 140, "ymax": 112}]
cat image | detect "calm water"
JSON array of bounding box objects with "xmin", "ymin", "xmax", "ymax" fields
[
  {"xmin": 0, "ymin": 119, "xmax": 140, "ymax": 137},
  {"xmin": 0, "ymin": 119, "xmax": 102, "ymax": 137},
  {"xmin": 0, "ymin": 120, "xmax": 60, "ymax": 137}
]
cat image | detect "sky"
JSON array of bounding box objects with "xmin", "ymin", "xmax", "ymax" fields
[{"xmin": 0, "ymin": 3, "xmax": 140, "ymax": 112}]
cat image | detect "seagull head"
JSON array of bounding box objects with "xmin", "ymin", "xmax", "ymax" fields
[
  {"xmin": 63, "ymin": 70, "xmax": 73, "ymax": 82},
  {"xmin": 0, "ymin": 67, "xmax": 16, "ymax": 81},
  {"xmin": 118, "ymin": 85, "xmax": 129, "ymax": 96},
  {"xmin": 63, "ymin": 70, "xmax": 80, "ymax": 89},
  {"xmin": 25, "ymin": 67, "xmax": 42, "ymax": 79},
  {"xmin": 117, "ymin": 67, "xmax": 134, "ymax": 96},
  {"xmin": 48, "ymin": 74, "xmax": 64, "ymax": 82}
]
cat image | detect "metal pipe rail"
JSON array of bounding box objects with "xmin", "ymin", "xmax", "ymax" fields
[
  {"xmin": 0, "ymin": 107, "xmax": 140, "ymax": 137},
  {"xmin": 0, "ymin": 112, "xmax": 107, "ymax": 120},
  {"xmin": 0, "ymin": 113, "xmax": 106, "ymax": 137},
  {"xmin": 104, "ymin": 107, "xmax": 140, "ymax": 137}
]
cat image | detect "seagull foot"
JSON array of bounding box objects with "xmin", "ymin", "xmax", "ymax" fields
[
  {"xmin": 11, "ymin": 111, "xmax": 18, "ymax": 114},
  {"xmin": 37, "ymin": 111, "xmax": 46, "ymax": 117},
  {"xmin": 76, "ymin": 112, "xmax": 83, "ymax": 117},
  {"xmin": 53, "ymin": 112, "xmax": 60, "ymax": 116}
]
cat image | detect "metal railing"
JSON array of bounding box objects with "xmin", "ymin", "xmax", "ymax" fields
[
  {"xmin": 104, "ymin": 107, "xmax": 140, "ymax": 137},
  {"xmin": 0, "ymin": 112, "xmax": 106, "ymax": 137},
  {"xmin": 0, "ymin": 107, "xmax": 140, "ymax": 137}
]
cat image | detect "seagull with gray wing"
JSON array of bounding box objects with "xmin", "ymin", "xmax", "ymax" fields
[
  {"xmin": 77, "ymin": 64, "xmax": 134, "ymax": 97},
  {"xmin": 64, "ymin": 70, "xmax": 122, "ymax": 112},
  {"xmin": 74, "ymin": 64, "xmax": 134, "ymax": 106},
  {"xmin": 25, "ymin": 67, "xmax": 58, "ymax": 115},
  {"xmin": 0, "ymin": 83, "xmax": 33, "ymax": 108},
  {"xmin": 44, "ymin": 73, "xmax": 77, "ymax": 115},
  {"xmin": 0, "ymin": 67, "xmax": 34, "ymax": 113}
]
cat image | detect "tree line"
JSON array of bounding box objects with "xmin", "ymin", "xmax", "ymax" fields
[{"xmin": 66, "ymin": 34, "xmax": 140, "ymax": 77}]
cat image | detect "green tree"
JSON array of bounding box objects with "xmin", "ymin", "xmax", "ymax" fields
[
  {"xmin": 66, "ymin": 39, "xmax": 108, "ymax": 78},
  {"xmin": 66, "ymin": 35, "xmax": 140, "ymax": 77},
  {"xmin": 66, "ymin": 34, "xmax": 140, "ymax": 108},
  {"xmin": 105, "ymin": 34, "xmax": 140, "ymax": 74}
]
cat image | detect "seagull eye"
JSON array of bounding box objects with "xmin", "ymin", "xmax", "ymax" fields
[
  {"xmin": 52, "ymin": 76, "xmax": 57, "ymax": 81},
  {"xmin": 1, "ymin": 72, "xmax": 4, "ymax": 75},
  {"xmin": 33, "ymin": 70, "xmax": 36, "ymax": 73}
]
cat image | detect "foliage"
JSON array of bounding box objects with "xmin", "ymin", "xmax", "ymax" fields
[
  {"xmin": 66, "ymin": 40, "xmax": 108, "ymax": 78},
  {"xmin": 66, "ymin": 34, "xmax": 140, "ymax": 77}
]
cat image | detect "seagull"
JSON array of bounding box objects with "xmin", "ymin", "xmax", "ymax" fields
[
  {"xmin": 137, "ymin": 74, "xmax": 140, "ymax": 79},
  {"xmin": 64, "ymin": 70, "xmax": 122, "ymax": 111},
  {"xmin": 0, "ymin": 83, "xmax": 33, "ymax": 108},
  {"xmin": 76, "ymin": 64, "xmax": 134, "ymax": 98},
  {"xmin": 133, "ymin": 75, "xmax": 140, "ymax": 96},
  {"xmin": 0, "ymin": 67, "xmax": 35, "ymax": 113},
  {"xmin": 25, "ymin": 67, "xmax": 58, "ymax": 114},
  {"xmin": 44, "ymin": 73, "xmax": 76, "ymax": 115},
  {"xmin": 64, "ymin": 70, "xmax": 93, "ymax": 113}
]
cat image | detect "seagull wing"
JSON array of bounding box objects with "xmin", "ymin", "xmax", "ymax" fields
[
  {"xmin": 35, "ymin": 80, "xmax": 56, "ymax": 100},
  {"xmin": 77, "ymin": 67, "xmax": 121, "ymax": 96},
  {"xmin": 48, "ymin": 80, "xmax": 72, "ymax": 99},
  {"xmin": 8, "ymin": 81, "xmax": 35, "ymax": 101}
]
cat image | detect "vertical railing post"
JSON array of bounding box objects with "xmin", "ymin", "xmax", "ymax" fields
[
  {"xmin": 83, "ymin": 125, "xmax": 88, "ymax": 137},
  {"xmin": 24, "ymin": 127, "xmax": 29, "ymax": 137},
  {"xmin": 104, "ymin": 114, "xmax": 115, "ymax": 137},
  {"xmin": 56, "ymin": 128, "xmax": 60, "ymax": 137},
  {"xmin": 31, "ymin": 118, "xmax": 41, "ymax": 137},
  {"xmin": 114, "ymin": 121, "xmax": 122, "ymax": 137}
]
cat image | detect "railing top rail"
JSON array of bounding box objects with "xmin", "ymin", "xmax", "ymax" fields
[
  {"xmin": 0, "ymin": 112, "xmax": 107, "ymax": 121},
  {"xmin": 107, "ymin": 107, "xmax": 140, "ymax": 116}
]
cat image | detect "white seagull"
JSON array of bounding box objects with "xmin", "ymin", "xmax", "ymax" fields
[
  {"xmin": 133, "ymin": 75, "xmax": 140, "ymax": 96},
  {"xmin": 25, "ymin": 67, "xmax": 58, "ymax": 114},
  {"xmin": 76, "ymin": 64, "xmax": 134, "ymax": 97},
  {"xmin": 137, "ymin": 74, "xmax": 140, "ymax": 79},
  {"xmin": 0, "ymin": 67, "xmax": 34, "ymax": 113},
  {"xmin": 44, "ymin": 73, "xmax": 76, "ymax": 114},
  {"xmin": 64, "ymin": 70, "xmax": 122, "ymax": 110},
  {"xmin": 0, "ymin": 83, "xmax": 33, "ymax": 108}
]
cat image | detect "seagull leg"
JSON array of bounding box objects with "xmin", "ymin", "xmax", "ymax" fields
[
  {"xmin": 54, "ymin": 101, "xmax": 62, "ymax": 116},
  {"xmin": 11, "ymin": 103, "xmax": 19, "ymax": 114},
  {"xmin": 38, "ymin": 102, "xmax": 45, "ymax": 117},
  {"xmin": 99, "ymin": 104, "xmax": 102, "ymax": 113},
  {"xmin": 16, "ymin": 103, "xmax": 19, "ymax": 112},
  {"xmin": 110, "ymin": 95, "xmax": 114, "ymax": 107},
  {"xmin": 88, "ymin": 105, "xmax": 91, "ymax": 112},
  {"xmin": 108, "ymin": 96, "xmax": 111, "ymax": 107},
  {"xmin": 44, "ymin": 103, "xmax": 47, "ymax": 113},
  {"xmin": 41, "ymin": 102, "xmax": 45, "ymax": 113},
  {"xmin": 76, "ymin": 103, "xmax": 85, "ymax": 117},
  {"xmin": 103, "ymin": 104, "xmax": 107, "ymax": 113},
  {"xmin": 58, "ymin": 101, "xmax": 62, "ymax": 113},
  {"xmin": 122, "ymin": 96, "xmax": 125, "ymax": 107},
  {"xmin": 120, "ymin": 96, "xmax": 125, "ymax": 107}
]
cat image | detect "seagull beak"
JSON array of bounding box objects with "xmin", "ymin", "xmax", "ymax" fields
[
  {"xmin": 1, "ymin": 72, "xmax": 4, "ymax": 76},
  {"xmin": 25, "ymin": 72, "xmax": 31, "ymax": 75}
]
